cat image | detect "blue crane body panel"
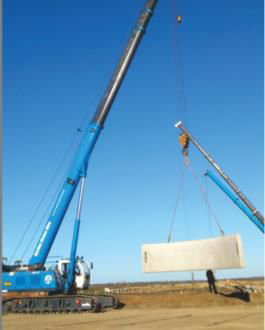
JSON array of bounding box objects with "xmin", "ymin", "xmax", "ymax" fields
[
  {"xmin": 2, "ymin": 270, "xmax": 64, "ymax": 292},
  {"xmin": 29, "ymin": 122, "xmax": 102, "ymax": 267}
]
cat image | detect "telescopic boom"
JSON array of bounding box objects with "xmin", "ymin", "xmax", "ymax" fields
[
  {"xmin": 205, "ymin": 170, "xmax": 264, "ymax": 233},
  {"xmin": 29, "ymin": 0, "xmax": 158, "ymax": 268},
  {"xmin": 175, "ymin": 121, "xmax": 264, "ymax": 227}
]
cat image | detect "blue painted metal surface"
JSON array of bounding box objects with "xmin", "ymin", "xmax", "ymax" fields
[
  {"xmin": 29, "ymin": 122, "xmax": 102, "ymax": 266},
  {"xmin": 65, "ymin": 219, "xmax": 81, "ymax": 293},
  {"xmin": 65, "ymin": 175, "xmax": 86, "ymax": 293},
  {"xmin": 2, "ymin": 270, "xmax": 64, "ymax": 292},
  {"xmin": 19, "ymin": 3, "xmax": 159, "ymax": 300},
  {"xmin": 28, "ymin": 0, "xmax": 159, "ymax": 270},
  {"xmin": 205, "ymin": 170, "xmax": 264, "ymax": 233}
]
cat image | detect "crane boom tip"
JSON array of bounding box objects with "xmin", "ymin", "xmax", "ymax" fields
[{"xmin": 175, "ymin": 121, "xmax": 182, "ymax": 128}]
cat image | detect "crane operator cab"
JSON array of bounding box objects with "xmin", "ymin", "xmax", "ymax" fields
[{"xmin": 57, "ymin": 257, "xmax": 91, "ymax": 290}]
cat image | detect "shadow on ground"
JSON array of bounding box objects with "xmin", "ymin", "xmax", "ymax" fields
[
  {"xmin": 116, "ymin": 302, "xmax": 126, "ymax": 309},
  {"xmin": 219, "ymin": 288, "xmax": 250, "ymax": 302}
]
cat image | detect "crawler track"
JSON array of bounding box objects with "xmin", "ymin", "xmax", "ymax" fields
[{"xmin": 2, "ymin": 293, "xmax": 119, "ymax": 314}]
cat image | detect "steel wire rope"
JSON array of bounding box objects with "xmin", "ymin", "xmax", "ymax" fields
[
  {"xmin": 166, "ymin": 1, "xmax": 193, "ymax": 242},
  {"xmin": 188, "ymin": 160, "xmax": 225, "ymax": 236},
  {"xmin": 19, "ymin": 97, "xmax": 102, "ymax": 261},
  {"xmin": 10, "ymin": 71, "xmax": 104, "ymax": 263},
  {"xmin": 9, "ymin": 131, "xmax": 81, "ymax": 264},
  {"xmin": 167, "ymin": 164, "xmax": 187, "ymax": 242},
  {"xmin": 20, "ymin": 147, "xmax": 81, "ymax": 261},
  {"xmin": 204, "ymin": 174, "xmax": 213, "ymax": 236},
  {"xmin": 182, "ymin": 175, "xmax": 190, "ymax": 240},
  {"xmin": 168, "ymin": 2, "xmax": 224, "ymax": 241},
  {"xmin": 169, "ymin": 0, "xmax": 189, "ymax": 128}
]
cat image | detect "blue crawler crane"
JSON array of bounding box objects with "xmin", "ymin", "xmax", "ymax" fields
[
  {"xmin": 175, "ymin": 121, "xmax": 264, "ymax": 233},
  {"xmin": 2, "ymin": 0, "xmax": 158, "ymax": 313}
]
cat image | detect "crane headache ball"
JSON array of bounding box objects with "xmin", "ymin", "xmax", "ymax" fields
[{"xmin": 177, "ymin": 15, "xmax": 182, "ymax": 23}]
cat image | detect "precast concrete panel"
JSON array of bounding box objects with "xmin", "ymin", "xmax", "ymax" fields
[{"xmin": 142, "ymin": 234, "xmax": 245, "ymax": 273}]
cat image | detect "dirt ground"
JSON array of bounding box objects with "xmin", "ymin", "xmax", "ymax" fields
[
  {"xmin": 2, "ymin": 305, "xmax": 264, "ymax": 330},
  {"xmin": 3, "ymin": 280, "xmax": 264, "ymax": 329}
]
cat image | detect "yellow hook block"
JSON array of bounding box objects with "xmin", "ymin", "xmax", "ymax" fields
[
  {"xmin": 179, "ymin": 133, "xmax": 189, "ymax": 148},
  {"xmin": 177, "ymin": 15, "xmax": 182, "ymax": 24}
]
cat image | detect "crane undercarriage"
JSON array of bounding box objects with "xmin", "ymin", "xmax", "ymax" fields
[{"xmin": 3, "ymin": 292, "xmax": 119, "ymax": 314}]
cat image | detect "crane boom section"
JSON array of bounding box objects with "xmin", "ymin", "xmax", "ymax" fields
[
  {"xmin": 175, "ymin": 121, "xmax": 264, "ymax": 227},
  {"xmin": 29, "ymin": 123, "xmax": 101, "ymax": 266},
  {"xmin": 93, "ymin": 0, "xmax": 157, "ymax": 126},
  {"xmin": 206, "ymin": 170, "xmax": 264, "ymax": 233},
  {"xmin": 29, "ymin": 0, "xmax": 158, "ymax": 267}
]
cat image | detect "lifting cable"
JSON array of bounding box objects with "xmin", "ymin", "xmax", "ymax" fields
[
  {"xmin": 188, "ymin": 160, "xmax": 225, "ymax": 236},
  {"xmin": 167, "ymin": 2, "xmax": 225, "ymax": 239},
  {"xmin": 167, "ymin": 4, "xmax": 191, "ymax": 242},
  {"xmin": 20, "ymin": 160, "xmax": 75, "ymax": 261},
  {"xmin": 20, "ymin": 116, "xmax": 95, "ymax": 261},
  {"xmin": 167, "ymin": 165, "xmax": 187, "ymax": 242},
  {"xmin": 10, "ymin": 69, "xmax": 105, "ymax": 264},
  {"xmin": 169, "ymin": 131, "xmax": 225, "ymax": 239},
  {"xmin": 10, "ymin": 129, "xmax": 82, "ymax": 264},
  {"xmin": 204, "ymin": 174, "xmax": 213, "ymax": 236},
  {"xmin": 167, "ymin": 155, "xmax": 225, "ymax": 241},
  {"xmin": 169, "ymin": 0, "xmax": 189, "ymax": 128}
]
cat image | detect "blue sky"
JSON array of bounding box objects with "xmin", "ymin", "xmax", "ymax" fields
[{"xmin": 3, "ymin": 0, "xmax": 264, "ymax": 283}]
